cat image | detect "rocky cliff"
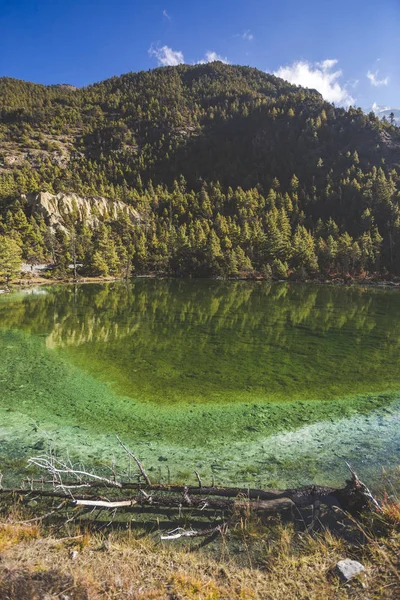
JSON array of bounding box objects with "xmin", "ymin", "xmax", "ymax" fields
[{"xmin": 25, "ymin": 191, "xmax": 140, "ymax": 230}]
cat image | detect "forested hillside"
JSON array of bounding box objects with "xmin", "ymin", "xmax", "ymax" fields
[{"xmin": 1, "ymin": 62, "xmax": 400, "ymax": 279}]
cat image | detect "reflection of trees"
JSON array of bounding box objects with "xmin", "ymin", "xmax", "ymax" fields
[{"xmin": 0, "ymin": 281, "xmax": 399, "ymax": 403}]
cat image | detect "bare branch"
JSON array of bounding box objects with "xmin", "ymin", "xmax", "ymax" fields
[
  {"xmin": 73, "ymin": 499, "xmax": 136, "ymax": 509},
  {"xmin": 161, "ymin": 524, "xmax": 227, "ymax": 541},
  {"xmin": 116, "ymin": 436, "xmax": 152, "ymax": 486},
  {"xmin": 194, "ymin": 471, "xmax": 202, "ymax": 488},
  {"xmin": 28, "ymin": 456, "xmax": 122, "ymax": 488},
  {"xmin": 8, "ymin": 500, "xmax": 67, "ymax": 524},
  {"xmin": 345, "ymin": 462, "xmax": 381, "ymax": 511}
]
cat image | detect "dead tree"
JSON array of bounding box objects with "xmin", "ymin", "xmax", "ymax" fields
[{"xmin": 0, "ymin": 437, "xmax": 381, "ymax": 540}]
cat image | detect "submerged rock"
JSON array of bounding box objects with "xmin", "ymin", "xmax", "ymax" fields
[
  {"xmin": 32, "ymin": 440, "xmax": 45, "ymax": 450},
  {"xmin": 336, "ymin": 559, "xmax": 365, "ymax": 581}
]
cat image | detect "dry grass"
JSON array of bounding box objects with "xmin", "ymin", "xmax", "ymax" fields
[
  {"xmin": 0, "ymin": 509, "xmax": 40, "ymax": 552},
  {"xmin": 0, "ymin": 501, "xmax": 399, "ymax": 599},
  {"xmin": 381, "ymin": 494, "xmax": 400, "ymax": 525}
]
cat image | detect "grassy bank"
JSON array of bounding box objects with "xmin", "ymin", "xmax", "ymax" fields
[{"xmin": 0, "ymin": 494, "xmax": 399, "ymax": 599}]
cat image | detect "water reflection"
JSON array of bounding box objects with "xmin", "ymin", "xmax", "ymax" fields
[{"xmin": 1, "ymin": 280, "xmax": 399, "ymax": 405}]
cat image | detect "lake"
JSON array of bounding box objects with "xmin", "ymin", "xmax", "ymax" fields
[{"xmin": 0, "ymin": 280, "xmax": 399, "ymax": 488}]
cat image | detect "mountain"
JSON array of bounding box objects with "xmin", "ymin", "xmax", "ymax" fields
[
  {"xmin": 1, "ymin": 62, "xmax": 399, "ymax": 193},
  {"xmin": 0, "ymin": 62, "xmax": 400, "ymax": 279}
]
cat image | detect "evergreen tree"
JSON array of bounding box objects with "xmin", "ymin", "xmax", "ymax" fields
[{"xmin": 0, "ymin": 236, "xmax": 22, "ymax": 283}]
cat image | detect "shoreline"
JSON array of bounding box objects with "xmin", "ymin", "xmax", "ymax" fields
[{"xmin": 2, "ymin": 271, "xmax": 400, "ymax": 291}]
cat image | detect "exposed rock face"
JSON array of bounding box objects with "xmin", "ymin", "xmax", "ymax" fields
[{"xmin": 25, "ymin": 191, "xmax": 141, "ymax": 230}]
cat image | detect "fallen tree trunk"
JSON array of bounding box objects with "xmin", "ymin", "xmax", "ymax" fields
[
  {"xmin": 17, "ymin": 470, "xmax": 375, "ymax": 513},
  {"xmin": 0, "ymin": 488, "xmax": 294, "ymax": 513},
  {"xmin": 0, "ymin": 445, "xmax": 380, "ymax": 539},
  {"xmin": 0, "ymin": 476, "xmax": 375, "ymax": 516}
]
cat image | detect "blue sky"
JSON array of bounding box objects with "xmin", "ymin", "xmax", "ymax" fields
[{"xmin": 0, "ymin": 0, "xmax": 399, "ymax": 110}]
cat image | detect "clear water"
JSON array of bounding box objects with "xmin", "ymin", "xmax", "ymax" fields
[{"xmin": 0, "ymin": 280, "xmax": 399, "ymax": 488}]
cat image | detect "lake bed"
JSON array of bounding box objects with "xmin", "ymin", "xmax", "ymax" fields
[{"xmin": 1, "ymin": 280, "xmax": 399, "ymax": 488}]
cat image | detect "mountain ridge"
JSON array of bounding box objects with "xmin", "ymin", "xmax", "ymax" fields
[
  {"xmin": 372, "ymin": 105, "xmax": 400, "ymax": 126},
  {"xmin": 0, "ymin": 62, "xmax": 400, "ymax": 279},
  {"xmin": 1, "ymin": 63, "xmax": 399, "ymax": 194}
]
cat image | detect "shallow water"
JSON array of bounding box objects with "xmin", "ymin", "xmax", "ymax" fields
[{"xmin": 0, "ymin": 280, "xmax": 399, "ymax": 487}]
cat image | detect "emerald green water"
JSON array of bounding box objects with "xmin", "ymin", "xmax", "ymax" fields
[{"xmin": 0, "ymin": 280, "xmax": 399, "ymax": 487}]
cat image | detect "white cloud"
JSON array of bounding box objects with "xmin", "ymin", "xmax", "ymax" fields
[
  {"xmin": 319, "ymin": 59, "xmax": 338, "ymax": 71},
  {"xmin": 162, "ymin": 9, "xmax": 171, "ymax": 21},
  {"xmin": 347, "ymin": 78, "xmax": 359, "ymax": 89},
  {"xmin": 234, "ymin": 30, "xmax": 254, "ymax": 41},
  {"xmin": 148, "ymin": 44, "xmax": 184, "ymax": 66},
  {"xmin": 274, "ymin": 59, "xmax": 355, "ymax": 106},
  {"xmin": 372, "ymin": 102, "xmax": 390, "ymax": 112},
  {"xmin": 198, "ymin": 51, "xmax": 230, "ymax": 64},
  {"xmin": 367, "ymin": 70, "xmax": 389, "ymax": 86},
  {"xmin": 242, "ymin": 30, "xmax": 254, "ymax": 41},
  {"xmin": 371, "ymin": 103, "xmax": 400, "ymax": 124}
]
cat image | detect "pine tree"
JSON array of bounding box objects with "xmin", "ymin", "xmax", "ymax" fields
[
  {"xmin": 0, "ymin": 236, "xmax": 22, "ymax": 283},
  {"xmin": 291, "ymin": 226, "xmax": 318, "ymax": 275}
]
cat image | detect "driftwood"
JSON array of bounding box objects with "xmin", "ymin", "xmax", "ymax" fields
[
  {"xmin": 74, "ymin": 499, "xmax": 137, "ymax": 509},
  {"xmin": 1, "ymin": 478, "xmax": 375, "ymax": 514},
  {"xmin": 1, "ymin": 487, "xmax": 295, "ymax": 513},
  {"xmin": 160, "ymin": 524, "xmax": 228, "ymax": 540},
  {"xmin": 0, "ymin": 438, "xmax": 380, "ymax": 540}
]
